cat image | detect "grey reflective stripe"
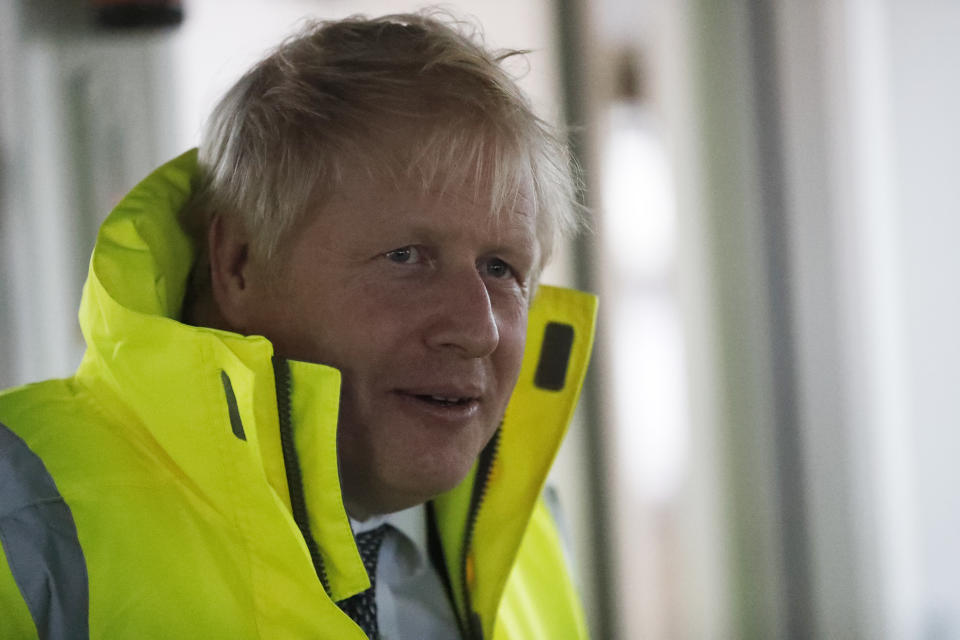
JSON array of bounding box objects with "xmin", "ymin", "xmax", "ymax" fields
[{"xmin": 0, "ymin": 422, "xmax": 89, "ymax": 640}]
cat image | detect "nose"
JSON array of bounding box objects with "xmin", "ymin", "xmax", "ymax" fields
[{"xmin": 423, "ymin": 268, "xmax": 500, "ymax": 358}]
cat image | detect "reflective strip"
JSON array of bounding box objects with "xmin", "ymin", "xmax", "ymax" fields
[
  {"xmin": 220, "ymin": 371, "xmax": 246, "ymax": 440},
  {"xmin": 533, "ymin": 323, "xmax": 574, "ymax": 391},
  {"xmin": 0, "ymin": 422, "xmax": 89, "ymax": 639}
]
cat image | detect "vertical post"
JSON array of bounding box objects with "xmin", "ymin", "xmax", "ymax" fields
[
  {"xmin": 552, "ymin": 1, "xmax": 618, "ymax": 638},
  {"xmin": 744, "ymin": 2, "xmax": 813, "ymax": 639}
]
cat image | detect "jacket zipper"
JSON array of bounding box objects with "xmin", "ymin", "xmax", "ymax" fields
[
  {"xmin": 273, "ymin": 356, "xmax": 332, "ymax": 596},
  {"xmin": 459, "ymin": 426, "xmax": 502, "ymax": 640},
  {"xmin": 274, "ymin": 355, "xmax": 500, "ymax": 635}
]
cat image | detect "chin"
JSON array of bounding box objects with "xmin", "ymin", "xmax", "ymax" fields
[
  {"xmin": 413, "ymin": 461, "xmax": 475, "ymax": 498},
  {"xmin": 343, "ymin": 411, "xmax": 500, "ymax": 515},
  {"xmin": 385, "ymin": 447, "xmax": 481, "ymax": 506}
]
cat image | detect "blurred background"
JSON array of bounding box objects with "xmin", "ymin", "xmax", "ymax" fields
[{"xmin": 2, "ymin": 0, "xmax": 959, "ymax": 638}]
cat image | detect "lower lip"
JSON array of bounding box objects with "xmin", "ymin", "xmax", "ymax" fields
[{"xmin": 392, "ymin": 392, "xmax": 482, "ymax": 424}]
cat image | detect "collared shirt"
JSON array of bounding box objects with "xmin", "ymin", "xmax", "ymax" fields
[{"xmin": 350, "ymin": 505, "xmax": 461, "ymax": 639}]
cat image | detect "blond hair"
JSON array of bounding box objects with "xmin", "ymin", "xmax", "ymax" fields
[{"xmin": 186, "ymin": 10, "xmax": 581, "ymax": 281}]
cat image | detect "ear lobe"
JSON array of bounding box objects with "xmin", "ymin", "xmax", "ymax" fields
[{"xmin": 208, "ymin": 213, "xmax": 253, "ymax": 330}]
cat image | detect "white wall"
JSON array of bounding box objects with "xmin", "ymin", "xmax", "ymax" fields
[
  {"xmin": 1, "ymin": 0, "xmax": 183, "ymax": 385},
  {"xmin": 604, "ymin": 1, "xmax": 960, "ymax": 638},
  {"xmin": 885, "ymin": 3, "xmax": 960, "ymax": 636},
  {"xmin": 777, "ymin": 1, "xmax": 960, "ymax": 637}
]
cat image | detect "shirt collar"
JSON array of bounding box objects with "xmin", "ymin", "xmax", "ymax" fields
[{"xmin": 350, "ymin": 504, "xmax": 427, "ymax": 554}]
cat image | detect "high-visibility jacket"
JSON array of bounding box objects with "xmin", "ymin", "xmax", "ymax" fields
[{"xmin": 0, "ymin": 150, "xmax": 597, "ymax": 639}]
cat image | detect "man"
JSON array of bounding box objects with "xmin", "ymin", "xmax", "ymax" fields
[{"xmin": 0, "ymin": 12, "xmax": 596, "ymax": 639}]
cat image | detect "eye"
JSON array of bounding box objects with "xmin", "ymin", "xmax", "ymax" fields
[
  {"xmin": 384, "ymin": 246, "xmax": 422, "ymax": 265},
  {"xmin": 481, "ymin": 257, "xmax": 514, "ymax": 279}
]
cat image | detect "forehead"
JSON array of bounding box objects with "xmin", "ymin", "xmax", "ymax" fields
[
  {"xmin": 330, "ymin": 120, "xmax": 538, "ymax": 227},
  {"xmin": 355, "ymin": 112, "xmax": 532, "ymax": 200},
  {"xmin": 332, "ymin": 161, "xmax": 537, "ymax": 238}
]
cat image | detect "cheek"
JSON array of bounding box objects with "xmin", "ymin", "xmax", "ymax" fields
[
  {"xmin": 240, "ymin": 280, "xmax": 308, "ymax": 356},
  {"xmin": 256, "ymin": 291, "xmax": 354, "ymax": 367},
  {"xmin": 496, "ymin": 308, "xmax": 530, "ymax": 383},
  {"xmin": 314, "ymin": 295, "xmax": 413, "ymax": 375}
]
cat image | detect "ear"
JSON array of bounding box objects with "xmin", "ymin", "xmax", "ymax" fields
[{"xmin": 208, "ymin": 213, "xmax": 255, "ymax": 332}]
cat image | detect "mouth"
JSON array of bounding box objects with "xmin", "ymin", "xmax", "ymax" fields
[
  {"xmin": 411, "ymin": 394, "xmax": 476, "ymax": 407},
  {"xmin": 393, "ymin": 388, "xmax": 483, "ymax": 418}
]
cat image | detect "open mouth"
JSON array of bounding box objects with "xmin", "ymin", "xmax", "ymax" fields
[
  {"xmin": 413, "ymin": 394, "xmax": 474, "ymax": 407},
  {"xmin": 395, "ymin": 388, "xmax": 481, "ymax": 409}
]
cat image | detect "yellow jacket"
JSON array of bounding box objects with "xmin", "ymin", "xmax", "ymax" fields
[{"xmin": 0, "ymin": 150, "xmax": 597, "ymax": 639}]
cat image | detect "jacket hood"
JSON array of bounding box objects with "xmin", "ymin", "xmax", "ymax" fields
[{"xmin": 76, "ymin": 149, "xmax": 371, "ymax": 599}]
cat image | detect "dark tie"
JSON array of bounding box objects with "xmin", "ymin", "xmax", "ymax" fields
[{"xmin": 338, "ymin": 525, "xmax": 389, "ymax": 639}]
